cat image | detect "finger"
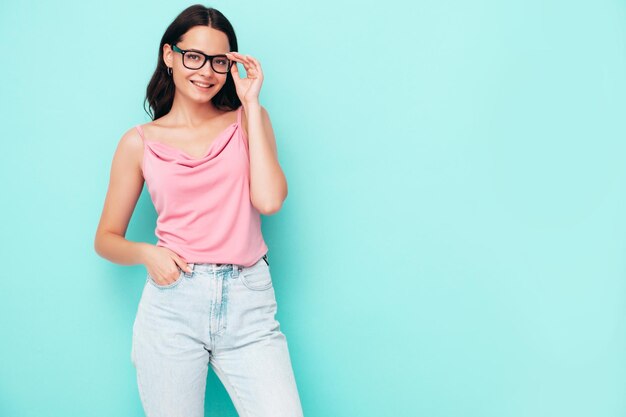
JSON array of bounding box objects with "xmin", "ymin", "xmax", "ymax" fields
[
  {"xmin": 173, "ymin": 255, "xmax": 192, "ymax": 273},
  {"xmin": 228, "ymin": 52, "xmax": 256, "ymax": 79},
  {"xmin": 247, "ymin": 55, "xmax": 261, "ymax": 67},
  {"xmin": 226, "ymin": 54, "xmax": 242, "ymax": 78},
  {"xmin": 226, "ymin": 51, "xmax": 241, "ymax": 61},
  {"xmin": 245, "ymin": 55, "xmax": 262, "ymax": 77},
  {"xmin": 155, "ymin": 273, "xmax": 172, "ymax": 285},
  {"xmin": 230, "ymin": 61, "xmax": 240, "ymax": 78},
  {"xmin": 231, "ymin": 52, "xmax": 253, "ymax": 72},
  {"xmin": 227, "ymin": 52, "xmax": 247, "ymax": 68},
  {"xmin": 227, "ymin": 51, "xmax": 245, "ymax": 61},
  {"xmin": 247, "ymin": 56, "xmax": 263, "ymax": 78}
]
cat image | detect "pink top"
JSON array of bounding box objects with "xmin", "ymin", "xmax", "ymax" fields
[{"xmin": 135, "ymin": 105, "xmax": 268, "ymax": 267}]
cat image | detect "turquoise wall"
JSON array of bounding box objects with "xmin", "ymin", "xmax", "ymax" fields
[{"xmin": 1, "ymin": 1, "xmax": 625, "ymax": 416}]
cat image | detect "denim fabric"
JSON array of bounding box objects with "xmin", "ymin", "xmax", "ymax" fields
[{"xmin": 131, "ymin": 255, "xmax": 304, "ymax": 417}]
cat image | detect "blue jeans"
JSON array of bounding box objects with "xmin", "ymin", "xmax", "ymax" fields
[{"xmin": 131, "ymin": 255, "xmax": 304, "ymax": 417}]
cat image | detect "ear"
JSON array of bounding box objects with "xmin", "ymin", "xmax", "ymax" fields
[{"xmin": 162, "ymin": 43, "xmax": 173, "ymax": 67}]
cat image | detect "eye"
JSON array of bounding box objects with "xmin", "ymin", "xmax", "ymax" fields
[
  {"xmin": 187, "ymin": 53, "xmax": 201, "ymax": 61},
  {"xmin": 214, "ymin": 58, "xmax": 228, "ymax": 65}
]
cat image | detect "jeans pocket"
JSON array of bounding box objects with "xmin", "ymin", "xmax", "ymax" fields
[
  {"xmin": 240, "ymin": 259, "xmax": 272, "ymax": 291},
  {"xmin": 147, "ymin": 270, "xmax": 185, "ymax": 289}
]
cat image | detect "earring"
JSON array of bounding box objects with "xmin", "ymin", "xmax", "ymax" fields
[{"xmin": 167, "ymin": 67, "xmax": 172, "ymax": 76}]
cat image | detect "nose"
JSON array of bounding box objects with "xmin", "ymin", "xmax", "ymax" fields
[{"xmin": 197, "ymin": 58, "xmax": 216, "ymax": 75}]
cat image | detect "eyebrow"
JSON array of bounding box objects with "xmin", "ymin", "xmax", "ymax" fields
[{"xmin": 185, "ymin": 47, "xmax": 228, "ymax": 55}]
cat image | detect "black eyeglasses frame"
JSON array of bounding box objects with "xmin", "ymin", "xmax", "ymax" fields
[{"xmin": 171, "ymin": 44, "xmax": 234, "ymax": 74}]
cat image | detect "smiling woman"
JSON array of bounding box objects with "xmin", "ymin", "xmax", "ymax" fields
[{"xmin": 93, "ymin": 4, "xmax": 300, "ymax": 417}]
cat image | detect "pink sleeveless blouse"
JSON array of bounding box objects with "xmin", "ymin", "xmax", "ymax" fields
[{"xmin": 134, "ymin": 106, "xmax": 268, "ymax": 267}]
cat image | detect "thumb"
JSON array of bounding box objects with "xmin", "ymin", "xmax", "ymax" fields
[
  {"xmin": 173, "ymin": 255, "xmax": 192, "ymax": 273},
  {"xmin": 229, "ymin": 58, "xmax": 240, "ymax": 81}
]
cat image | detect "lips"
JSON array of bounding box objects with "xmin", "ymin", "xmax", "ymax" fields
[{"xmin": 190, "ymin": 80, "xmax": 214, "ymax": 88}]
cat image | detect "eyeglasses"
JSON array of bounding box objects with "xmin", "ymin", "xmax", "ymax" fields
[{"xmin": 171, "ymin": 44, "xmax": 234, "ymax": 74}]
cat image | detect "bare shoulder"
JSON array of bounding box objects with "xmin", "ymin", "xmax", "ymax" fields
[
  {"xmin": 119, "ymin": 125, "xmax": 145, "ymax": 148},
  {"xmin": 114, "ymin": 125, "xmax": 145, "ymax": 175}
]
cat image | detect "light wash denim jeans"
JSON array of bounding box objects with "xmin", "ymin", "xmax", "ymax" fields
[{"xmin": 131, "ymin": 254, "xmax": 304, "ymax": 417}]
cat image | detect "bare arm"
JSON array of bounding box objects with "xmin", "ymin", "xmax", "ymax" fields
[
  {"xmin": 93, "ymin": 128, "xmax": 150, "ymax": 265},
  {"xmin": 245, "ymin": 102, "xmax": 288, "ymax": 215}
]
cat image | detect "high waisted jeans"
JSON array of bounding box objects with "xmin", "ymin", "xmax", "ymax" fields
[{"xmin": 131, "ymin": 255, "xmax": 304, "ymax": 417}]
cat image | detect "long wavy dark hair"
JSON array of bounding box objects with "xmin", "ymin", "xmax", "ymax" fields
[{"xmin": 143, "ymin": 5, "xmax": 240, "ymax": 120}]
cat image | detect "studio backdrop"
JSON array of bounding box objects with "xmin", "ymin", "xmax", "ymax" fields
[{"xmin": 1, "ymin": 1, "xmax": 625, "ymax": 416}]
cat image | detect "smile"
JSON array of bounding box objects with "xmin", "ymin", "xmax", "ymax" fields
[{"xmin": 191, "ymin": 80, "xmax": 214, "ymax": 89}]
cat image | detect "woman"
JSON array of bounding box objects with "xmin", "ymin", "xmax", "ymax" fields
[{"xmin": 94, "ymin": 5, "xmax": 304, "ymax": 417}]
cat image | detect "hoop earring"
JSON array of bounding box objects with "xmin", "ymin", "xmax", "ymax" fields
[{"xmin": 167, "ymin": 67, "xmax": 172, "ymax": 76}]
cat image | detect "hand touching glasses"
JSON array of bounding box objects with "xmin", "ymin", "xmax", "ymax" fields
[{"xmin": 225, "ymin": 52, "xmax": 264, "ymax": 105}]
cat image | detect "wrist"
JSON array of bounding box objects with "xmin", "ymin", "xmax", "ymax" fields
[
  {"xmin": 242, "ymin": 99, "xmax": 260, "ymax": 108},
  {"xmin": 135, "ymin": 242, "xmax": 152, "ymax": 265}
]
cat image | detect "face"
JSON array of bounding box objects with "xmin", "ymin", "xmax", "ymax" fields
[{"xmin": 163, "ymin": 26, "xmax": 231, "ymax": 103}]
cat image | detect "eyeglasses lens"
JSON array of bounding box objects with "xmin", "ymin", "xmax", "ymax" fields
[{"xmin": 183, "ymin": 52, "xmax": 231, "ymax": 73}]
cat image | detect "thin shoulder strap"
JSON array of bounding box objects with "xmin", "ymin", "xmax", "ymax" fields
[{"xmin": 135, "ymin": 125, "xmax": 145, "ymax": 143}]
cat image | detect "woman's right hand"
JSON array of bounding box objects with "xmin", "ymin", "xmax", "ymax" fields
[{"xmin": 141, "ymin": 244, "xmax": 192, "ymax": 286}]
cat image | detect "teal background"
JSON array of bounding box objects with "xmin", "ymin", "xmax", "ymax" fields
[{"xmin": 1, "ymin": 1, "xmax": 625, "ymax": 416}]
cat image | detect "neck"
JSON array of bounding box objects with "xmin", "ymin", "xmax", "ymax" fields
[{"xmin": 167, "ymin": 94, "xmax": 224, "ymax": 128}]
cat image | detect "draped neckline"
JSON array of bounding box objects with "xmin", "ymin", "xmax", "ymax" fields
[{"xmin": 143, "ymin": 122, "xmax": 238, "ymax": 161}]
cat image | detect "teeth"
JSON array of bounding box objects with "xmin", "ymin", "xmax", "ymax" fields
[{"xmin": 192, "ymin": 81, "xmax": 212, "ymax": 88}]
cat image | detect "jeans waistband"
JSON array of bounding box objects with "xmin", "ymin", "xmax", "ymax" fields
[{"xmin": 185, "ymin": 254, "xmax": 268, "ymax": 274}]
